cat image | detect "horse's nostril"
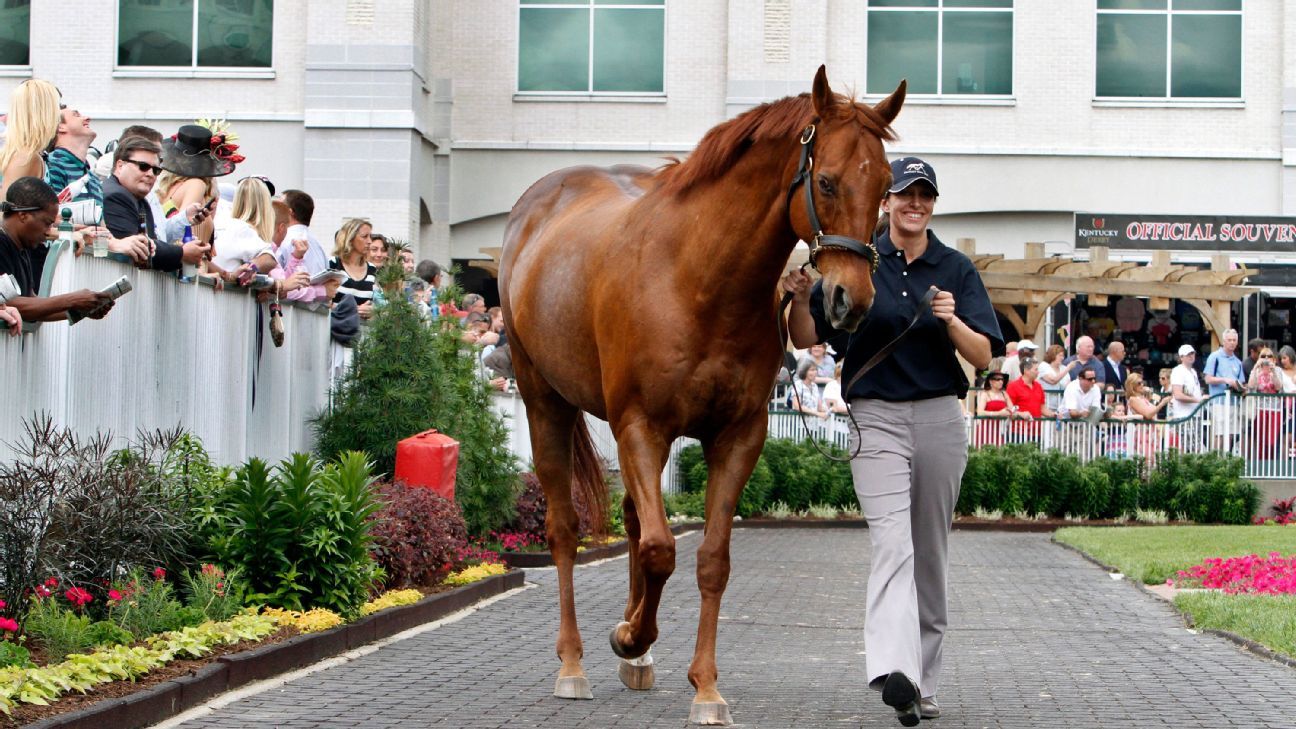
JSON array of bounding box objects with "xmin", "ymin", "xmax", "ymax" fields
[{"xmin": 830, "ymin": 287, "xmax": 853, "ymax": 323}]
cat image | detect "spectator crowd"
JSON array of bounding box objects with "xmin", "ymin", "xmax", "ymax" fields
[{"xmin": 0, "ymin": 79, "xmax": 506, "ymax": 386}]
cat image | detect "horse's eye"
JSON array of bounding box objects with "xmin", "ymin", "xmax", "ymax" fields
[{"xmin": 816, "ymin": 175, "xmax": 836, "ymax": 196}]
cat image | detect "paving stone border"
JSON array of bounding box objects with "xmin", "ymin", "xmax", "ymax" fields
[
  {"xmin": 1050, "ymin": 536, "xmax": 1296, "ymax": 671},
  {"xmin": 23, "ymin": 570, "xmax": 525, "ymax": 729}
]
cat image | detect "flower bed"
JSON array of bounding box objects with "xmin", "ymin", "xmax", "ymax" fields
[
  {"xmin": 1, "ymin": 573, "xmax": 523, "ymax": 728},
  {"xmin": 1169, "ymin": 552, "xmax": 1296, "ymax": 595}
]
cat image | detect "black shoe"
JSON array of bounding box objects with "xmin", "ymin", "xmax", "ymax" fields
[{"xmin": 881, "ymin": 672, "xmax": 920, "ymax": 728}]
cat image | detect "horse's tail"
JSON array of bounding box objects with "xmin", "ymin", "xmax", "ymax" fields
[{"xmin": 572, "ymin": 415, "xmax": 610, "ymax": 539}]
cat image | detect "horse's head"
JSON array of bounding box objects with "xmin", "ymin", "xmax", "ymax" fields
[{"xmin": 791, "ymin": 66, "xmax": 905, "ymax": 332}]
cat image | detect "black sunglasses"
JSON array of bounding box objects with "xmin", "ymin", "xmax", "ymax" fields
[
  {"xmin": 1082, "ymin": 375, "xmax": 1097, "ymax": 381},
  {"xmin": 123, "ymin": 158, "xmax": 163, "ymax": 175}
]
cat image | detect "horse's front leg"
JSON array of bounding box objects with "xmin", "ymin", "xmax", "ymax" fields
[
  {"xmin": 688, "ymin": 413, "xmax": 767, "ymax": 726},
  {"xmin": 609, "ymin": 420, "xmax": 673, "ymax": 666}
]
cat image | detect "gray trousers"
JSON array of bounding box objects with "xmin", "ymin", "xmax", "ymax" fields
[{"xmin": 847, "ymin": 396, "xmax": 967, "ymax": 699}]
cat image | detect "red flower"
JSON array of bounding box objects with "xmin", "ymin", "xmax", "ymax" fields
[
  {"xmin": 0, "ymin": 618, "xmax": 17, "ymax": 633},
  {"xmin": 108, "ymin": 589, "xmax": 123, "ymax": 602},
  {"xmin": 44, "ymin": 577, "xmax": 58, "ymax": 588},
  {"xmin": 153, "ymin": 567, "xmax": 167, "ymax": 581},
  {"xmin": 64, "ymin": 587, "xmax": 92, "ymax": 607},
  {"xmin": 34, "ymin": 586, "xmax": 51, "ymax": 599},
  {"xmin": 0, "ymin": 599, "xmax": 5, "ymax": 609}
]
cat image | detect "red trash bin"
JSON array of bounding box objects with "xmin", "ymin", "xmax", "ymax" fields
[{"xmin": 394, "ymin": 429, "xmax": 459, "ymax": 500}]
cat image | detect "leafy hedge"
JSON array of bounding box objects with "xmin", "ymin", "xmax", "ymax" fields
[
  {"xmin": 671, "ymin": 439, "xmax": 855, "ymax": 517},
  {"xmin": 958, "ymin": 445, "xmax": 1259, "ymax": 523},
  {"xmin": 669, "ymin": 439, "xmax": 1259, "ymax": 524}
]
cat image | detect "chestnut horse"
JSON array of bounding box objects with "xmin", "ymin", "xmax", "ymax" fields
[{"xmin": 499, "ymin": 67, "xmax": 905, "ymax": 725}]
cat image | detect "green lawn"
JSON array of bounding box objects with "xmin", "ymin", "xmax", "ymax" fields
[
  {"xmin": 1174, "ymin": 592, "xmax": 1296, "ymax": 659},
  {"xmin": 1055, "ymin": 525, "xmax": 1296, "ymax": 662},
  {"xmin": 1053, "ymin": 525, "xmax": 1296, "ymax": 584}
]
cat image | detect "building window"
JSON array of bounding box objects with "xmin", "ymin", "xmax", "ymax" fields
[
  {"xmin": 117, "ymin": 0, "xmax": 273, "ymax": 68},
  {"xmin": 866, "ymin": 0, "xmax": 1013, "ymax": 97},
  {"xmin": 0, "ymin": 0, "xmax": 31, "ymax": 66},
  {"xmin": 1096, "ymin": 0, "xmax": 1241, "ymax": 99},
  {"xmin": 518, "ymin": 0, "xmax": 664, "ymax": 94}
]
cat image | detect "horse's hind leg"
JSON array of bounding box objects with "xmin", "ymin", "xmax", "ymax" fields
[
  {"xmin": 688, "ymin": 414, "xmax": 767, "ymax": 726},
  {"xmin": 609, "ymin": 420, "xmax": 674, "ymax": 665},
  {"xmin": 522, "ymin": 386, "xmax": 591, "ymax": 700}
]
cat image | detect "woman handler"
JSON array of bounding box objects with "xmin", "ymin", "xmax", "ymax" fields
[{"xmin": 782, "ymin": 157, "xmax": 1002, "ymax": 727}]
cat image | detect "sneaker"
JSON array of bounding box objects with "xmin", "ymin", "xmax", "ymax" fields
[
  {"xmin": 881, "ymin": 672, "xmax": 920, "ymax": 728},
  {"xmin": 919, "ymin": 696, "xmax": 940, "ymax": 719}
]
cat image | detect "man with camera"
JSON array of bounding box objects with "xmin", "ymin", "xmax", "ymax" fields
[{"xmin": 0, "ymin": 177, "xmax": 114, "ymax": 323}]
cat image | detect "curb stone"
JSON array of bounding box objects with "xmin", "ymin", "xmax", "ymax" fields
[
  {"xmin": 1050, "ymin": 536, "xmax": 1296, "ymax": 671},
  {"xmin": 21, "ymin": 570, "xmax": 525, "ymax": 729}
]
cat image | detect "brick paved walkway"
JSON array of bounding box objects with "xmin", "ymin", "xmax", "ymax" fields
[{"xmin": 164, "ymin": 530, "xmax": 1295, "ymax": 728}]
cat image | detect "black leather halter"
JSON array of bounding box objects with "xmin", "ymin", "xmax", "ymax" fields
[{"xmin": 784, "ymin": 124, "xmax": 879, "ymax": 272}]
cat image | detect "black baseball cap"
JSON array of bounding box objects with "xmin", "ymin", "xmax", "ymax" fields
[{"xmin": 888, "ymin": 156, "xmax": 939, "ymax": 195}]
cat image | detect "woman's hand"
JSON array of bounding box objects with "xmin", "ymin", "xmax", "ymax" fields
[
  {"xmin": 780, "ymin": 267, "xmax": 813, "ymax": 303},
  {"xmin": 357, "ymin": 301, "xmax": 374, "ymax": 320},
  {"xmin": 930, "ymin": 289, "xmax": 956, "ymax": 322},
  {"xmin": 281, "ymin": 270, "xmax": 310, "ymax": 293}
]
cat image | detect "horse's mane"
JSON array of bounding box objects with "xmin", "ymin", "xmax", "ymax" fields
[{"xmin": 657, "ymin": 92, "xmax": 898, "ymax": 196}]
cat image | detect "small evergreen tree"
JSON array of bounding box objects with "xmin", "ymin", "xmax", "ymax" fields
[{"xmin": 314, "ymin": 258, "xmax": 519, "ymax": 535}]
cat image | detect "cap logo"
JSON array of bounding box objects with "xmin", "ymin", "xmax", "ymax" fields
[
  {"xmin": 904, "ymin": 162, "xmax": 926, "ymax": 174},
  {"xmin": 1092, "ymin": 217, "xmax": 1104, "ymax": 228}
]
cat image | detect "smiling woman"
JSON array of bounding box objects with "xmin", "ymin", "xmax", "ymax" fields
[{"xmin": 784, "ymin": 154, "xmax": 1003, "ymax": 726}]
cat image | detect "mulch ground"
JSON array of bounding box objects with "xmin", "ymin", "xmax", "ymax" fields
[{"xmin": 2, "ymin": 584, "xmax": 460, "ymax": 728}]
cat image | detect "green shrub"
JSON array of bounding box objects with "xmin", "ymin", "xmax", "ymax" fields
[
  {"xmin": 183, "ymin": 564, "xmax": 247, "ymax": 623},
  {"xmin": 674, "ymin": 444, "xmax": 778, "ymax": 517},
  {"xmin": 663, "ymin": 491, "xmax": 706, "ymax": 519},
  {"xmin": 313, "ymin": 261, "xmax": 520, "ymax": 536},
  {"xmin": 0, "ymin": 641, "xmax": 32, "ymax": 668},
  {"xmin": 24, "ymin": 598, "xmax": 93, "ymax": 662},
  {"xmin": 960, "ymin": 446, "xmax": 1259, "ymax": 524},
  {"xmin": 107, "ymin": 570, "xmax": 200, "ymax": 638},
  {"xmin": 677, "ymin": 446, "xmax": 706, "ymax": 493},
  {"xmin": 85, "ymin": 621, "xmax": 134, "ymax": 648},
  {"xmin": 198, "ymin": 452, "xmax": 383, "ymax": 618}
]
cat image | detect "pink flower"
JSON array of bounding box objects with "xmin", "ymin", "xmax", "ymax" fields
[
  {"xmin": 152, "ymin": 567, "xmax": 166, "ymax": 581},
  {"xmin": 0, "ymin": 599, "xmax": 5, "ymax": 609},
  {"xmin": 108, "ymin": 589, "xmax": 123, "ymax": 602},
  {"xmin": 0, "ymin": 618, "xmax": 17, "ymax": 633},
  {"xmin": 34, "ymin": 585, "xmax": 51, "ymax": 599}
]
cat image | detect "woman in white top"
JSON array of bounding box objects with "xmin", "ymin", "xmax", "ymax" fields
[
  {"xmin": 821, "ymin": 362, "xmax": 849, "ymax": 414},
  {"xmin": 213, "ymin": 177, "xmax": 276, "ymax": 273}
]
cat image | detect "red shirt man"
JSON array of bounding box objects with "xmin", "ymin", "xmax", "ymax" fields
[{"xmin": 1006, "ymin": 358, "xmax": 1054, "ymax": 419}]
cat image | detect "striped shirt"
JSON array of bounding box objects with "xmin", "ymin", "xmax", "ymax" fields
[
  {"xmin": 328, "ymin": 256, "xmax": 376, "ymax": 304},
  {"xmin": 45, "ymin": 148, "xmax": 103, "ymax": 205}
]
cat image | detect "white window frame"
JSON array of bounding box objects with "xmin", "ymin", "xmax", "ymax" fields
[
  {"xmin": 1093, "ymin": 1, "xmax": 1243, "ymax": 104},
  {"xmin": 113, "ymin": 0, "xmax": 275, "ymax": 79},
  {"xmin": 863, "ymin": 0, "xmax": 1015, "ymax": 101},
  {"xmin": 514, "ymin": 0, "xmax": 667, "ymax": 100}
]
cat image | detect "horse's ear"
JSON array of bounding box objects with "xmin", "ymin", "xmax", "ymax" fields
[
  {"xmin": 811, "ymin": 65, "xmax": 834, "ymax": 118},
  {"xmin": 872, "ymin": 79, "xmax": 906, "ymax": 126}
]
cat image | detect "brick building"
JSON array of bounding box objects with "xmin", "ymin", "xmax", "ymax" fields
[{"xmin": 2, "ymin": 0, "xmax": 1293, "ymax": 346}]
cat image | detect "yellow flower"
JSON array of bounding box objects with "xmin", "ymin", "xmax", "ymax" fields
[
  {"xmin": 444, "ymin": 563, "xmax": 507, "ymax": 586},
  {"xmin": 361, "ymin": 589, "xmax": 423, "ymax": 616}
]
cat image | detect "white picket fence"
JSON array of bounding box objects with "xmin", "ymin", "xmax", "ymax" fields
[{"xmin": 1, "ymin": 243, "xmax": 332, "ymax": 466}]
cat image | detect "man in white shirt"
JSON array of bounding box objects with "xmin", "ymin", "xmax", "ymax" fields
[
  {"xmin": 1060, "ymin": 364, "xmax": 1103, "ymax": 420},
  {"xmin": 1169, "ymin": 344, "xmax": 1204, "ymax": 420}
]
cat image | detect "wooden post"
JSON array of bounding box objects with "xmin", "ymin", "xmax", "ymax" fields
[
  {"xmin": 1149, "ymin": 251, "xmax": 1172, "ymax": 310},
  {"xmin": 957, "ymin": 238, "xmax": 977, "ymax": 255},
  {"xmin": 1089, "ymin": 246, "xmax": 1109, "ymax": 306},
  {"xmin": 1024, "ymin": 241, "xmax": 1045, "ymax": 259}
]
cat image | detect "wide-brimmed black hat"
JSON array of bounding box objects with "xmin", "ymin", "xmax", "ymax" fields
[{"xmin": 160, "ymin": 124, "xmax": 236, "ymax": 178}]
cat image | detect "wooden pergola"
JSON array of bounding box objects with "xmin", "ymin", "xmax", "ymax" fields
[
  {"xmin": 961, "ymin": 241, "xmax": 1257, "ymax": 349},
  {"xmin": 472, "ymin": 239, "xmax": 1257, "ymax": 349}
]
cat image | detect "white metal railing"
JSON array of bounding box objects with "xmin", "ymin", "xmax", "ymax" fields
[
  {"xmin": 964, "ymin": 392, "xmax": 1295, "ymax": 479},
  {"xmin": 1, "ymin": 245, "xmax": 332, "ymax": 465}
]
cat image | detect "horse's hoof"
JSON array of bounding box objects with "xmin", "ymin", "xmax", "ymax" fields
[
  {"xmin": 608, "ymin": 621, "xmax": 641, "ymax": 659},
  {"xmin": 618, "ymin": 650, "xmax": 654, "ymax": 690},
  {"xmin": 553, "ymin": 675, "xmax": 593, "ymax": 700},
  {"xmin": 689, "ymin": 701, "xmax": 732, "ymax": 726}
]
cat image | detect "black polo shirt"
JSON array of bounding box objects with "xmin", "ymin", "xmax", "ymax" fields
[
  {"xmin": 810, "ymin": 229, "xmax": 1004, "ymax": 402},
  {"xmin": 0, "ymin": 227, "xmax": 39, "ymax": 297}
]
